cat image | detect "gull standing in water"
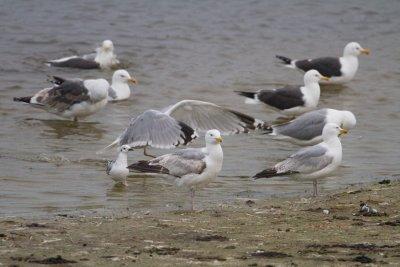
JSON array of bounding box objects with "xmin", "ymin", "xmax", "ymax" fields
[
  {"xmin": 236, "ymin": 70, "xmax": 328, "ymax": 117},
  {"xmin": 47, "ymin": 40, "xmax": 120, "ymax": 70},
  {"xmin": 276, "ymin": 42, "xmax": 370, "ymax": 84},
  {"xmin": 264, "ymin": 108, "xmax": 356, "ymax": 145},
  {"xmin": 254, "ymin": 123, "xmax": 348, "ymax": 196},
  {"xmin": 129, "ymin": 129, "xmax": 223, "ymax": 210},
  {"xmin": 106, "ymin": 145, "xmax": 131, "ymax": 186},
  {"xmin": 14, "ymin": 76, "xmax": 109, "ymax": 122}
]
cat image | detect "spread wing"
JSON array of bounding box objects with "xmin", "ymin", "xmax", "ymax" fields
[
  {"xmin": 118, "ymin": 110, "xmax": 197, "ymax": 149},
  {"xmin": 295, "ymin": 57, "xmax": 342, "ymax": 77},
  {"xmin": 275, "ymin": 145, "xmax": 333, "ymax": 174},
  {"xmin": 163, "ymin": 100, "xmax": 264, "ymax": 134},
  {"xmin": 257, "ymin": 86, "xmax": 304, "ymax": 110}
]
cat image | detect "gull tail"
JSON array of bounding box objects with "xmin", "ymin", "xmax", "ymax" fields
[
  {"xmin": 128, "ymin": 160, "xmax": 170, "ymax": 175},
  {"xmin": 13, "ymin": 96, "xmax": 32, "ymax": 103},
  {"xmin": 276, "ymin": 55, "xmax": 296, "ymax": 69},
  {"xmin": 235, "ymin": 91, "xmax": 260, "ymax": 105},
  {"xmin": 253, "ymin": 169, "xmax": 297, "ymax": 179},
  {"xmin": 96, "ymin": 138, "xmax": 120, "ymax": 154}
]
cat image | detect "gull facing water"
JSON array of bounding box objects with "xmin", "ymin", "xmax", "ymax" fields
[{"xmin": 129, "ymin": 129, "xmax": 223, "ymax": 210}]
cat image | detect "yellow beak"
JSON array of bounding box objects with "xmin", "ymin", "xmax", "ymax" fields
[
  {"xmin": 215, "ymin": 136, "xmax": 223, "ymax": 143},
  {"xmin": 360, "ymin": 48, "xmax": 370, "ymax": 55},
  {"xmin": 128, "ymin": 78, "xmax": 138, "ymax": 85},
  {"xmin": 339, "ymin": 128, "xmax": 348, "ymax": 137},
  {"xmin": 320, "ymin": 76, "xmax": 330, "ymax": 81}
]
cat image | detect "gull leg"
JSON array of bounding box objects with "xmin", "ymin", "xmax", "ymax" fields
[
  {"xmin": 143, "ymin": 147, "xmax": 156, "ymax": 158},
  {"xmin": 73, "ymin": 117, "xmax": 78, "ymax": 122},
  {"xmin": 313, "ymin": 180, "xmax": 318, "ymax": 197},
  {"xmin": 190, "ymin": 187, "xmax": 195, "ymax": 211}
]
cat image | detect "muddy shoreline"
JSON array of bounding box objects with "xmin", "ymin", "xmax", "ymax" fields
[{"xmin": 1, "ymin": 179, "xmax": 400, "ymax": 266}]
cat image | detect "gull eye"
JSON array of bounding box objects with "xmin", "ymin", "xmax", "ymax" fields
[{"xmin": 210, "ymin": 134, "xmax": 213, "ymax": 137}]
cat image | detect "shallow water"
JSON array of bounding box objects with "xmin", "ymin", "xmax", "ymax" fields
[{"xmin": 1, "ymin": 0, "xmax": 399, "ymax": 217}]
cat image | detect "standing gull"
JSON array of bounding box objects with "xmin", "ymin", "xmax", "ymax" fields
[
  {"xmin": 129, "ymin": 129, "xmax": 223, "ymax": 210},
  {"xmin": 264, "ymin": 108, "xmax": 356, "ymax": 145},
  {"xmin": 276, "ymin": 42, "xmax": 370, "ymax": 84},
  {"xmin": 47, "ymin": 40, "xmax": 119, "ymax": 70},
  {"xmin": 102, "ymin": 100, "xmax": 266, "ymax": 156},
  {"xmin": 14, "ymin": 76, "xmax": 109, "ymax": 121},
  {"xmin": 236, "ymin": 70, "xmax": 328, "ymax": 117},
  {"xmin": 108, "ymin": 70, "xmax": 138, "ymax": 101},
  {"xmin": 106, "ymin": 145, "xmax": 131, "ymax": 186},
  {"xmin": 254, "ymin": 123, "xmax": 348, "ymax": 196}
]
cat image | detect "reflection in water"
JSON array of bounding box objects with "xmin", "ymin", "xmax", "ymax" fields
[{"xmin": 25, "ymin": 118, "xmax": 106, "ymax": 139}]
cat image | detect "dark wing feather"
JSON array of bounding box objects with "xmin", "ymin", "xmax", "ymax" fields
[
  {"xmin": 295, "ymin": 57, "xmax": 342, "ymax": 77},
  {"xmin": 257, "ymin": 86, "xmax": 304, "ymax": 110},
  {"xmin": 49, "ymin": 57, "xmax": 100, "ymax": 69}
]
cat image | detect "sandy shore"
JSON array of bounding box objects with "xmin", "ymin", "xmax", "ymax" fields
[{"xmin": 1, "ymin": 179, "xmax": 400, "ymax": 266}]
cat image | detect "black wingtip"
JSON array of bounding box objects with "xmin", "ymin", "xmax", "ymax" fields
[
  {"xmin": 253, "ymin": 168, "xmax": 277, "ymax": 179},
  {"xmin": 13, "ymin": 96, "xmax": 32, "ymax": 103},
  {"xmin": 128, "ymin": 160, "xmax": 169, "ymax": 174},
  {"xmin": 178, "ymin": 121, "xmax": 197, "ymax": 146},
  {"xmin": 276, "ymin": 55, "xmax": 292, "ymax": 65},
  {"xmin": 235, "ymin": 91, "xmax": 256, "ymax": 99},
  {"xmin": 261, "ymin": 124, "xmax": 273, "ymax": 134}
]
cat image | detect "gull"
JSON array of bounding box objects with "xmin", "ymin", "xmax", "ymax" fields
[
  {"xmin": 14, "ymin": 76, "xmax": 109, "ymax": 122},
  {"xmin": 102, "ymin": 100, "xmax": 266, "ymax": 157},
  {"xmin": 47, "ymin": 40, "xmax": 120, "ymax": 69},
  {"xmin": 108, "ymin": 70, "xmax": 138, "ymax": 101},
  {"xmin": 106, "ymin": 145, "xmax": 131, "ymax": 186},
  {"xmin": 276, "ymin": 42, "xmax": 370, "ymax": 84},
  {"xmin": 254, "ymin": 123, "xmax": 348, "ymax": 196},
  {"xmin": 264, "ymin": 108, "xmax": 356, "ymax": 145},
  {"xmin": 129, "ymin": 129, "xmax": 223, "ymax": 210},
  {"xmin": 236, "ymin": 70, "xmax": 328, "ymax": 117}
]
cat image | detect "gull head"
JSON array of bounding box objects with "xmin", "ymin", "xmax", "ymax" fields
[
  {"xmin": 322, "ymin": 123, "xmax": 348, "ymax": 140},
  {"xmin": 304, "ymin": 69, "xmax": 329, "ymax": 84},
  {"xmin": 112, "ymin": 69, "xmax": 138, "ymax": 85},
  {"xmin": 343, "ymin": 42, "xmax": 370, "ymax": 57},
  {"xmin": 120, "ymin": 145, "xmax": 131, "ymax": 153},
  {"xmin": 205, "ymin": 129, "xmax": 223, "ymax": 145},
  {"xmin": 101, "ymin": 40, "xmax": 114, "ymax": 52},
  {"xmin": 340, "ymin": 111, "xmax": 357, "ymax": 131}
]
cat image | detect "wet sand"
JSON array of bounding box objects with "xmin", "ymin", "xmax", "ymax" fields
[{"xmin": 1, "ymin": 179, "xmax": 399, "ymax": 266}]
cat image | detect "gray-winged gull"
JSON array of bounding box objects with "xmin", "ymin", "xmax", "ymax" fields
[
  {"xmin": 129, "ymin": 129, "xmax": 223, "ymax": 210},
  {"xmin": 264, "ymin": 108, "xmax": 356, "ymax": 145},
  {"xmin": 276, "ymin": 42, "xmax": 370, "ymax": 84},
  {"xmin": 106, "ymin": 145, "xmax": 131, "ymax": 186},
  {"xmin": 108, "ymin": 70, "xmax": 138, "ymax": 101},
  {"xmin": 254, "ymin": 123, "xmax": 348, "ymax": 196},
  {"xmin": 47, "ymin": 40, "xmax": 119, "ymax": 70},
  {"xmin": 102, "ymin": 99, "xmax": 266, "ymax": 157},
  {"xmin": 236, "ymin": 70, "xmax": 328, "ymax": 117},
  {"xmin": 14, "ymin": 76, "xmax": 109, "ymax": 121}
]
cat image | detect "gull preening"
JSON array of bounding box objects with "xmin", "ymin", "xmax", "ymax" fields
[
  {"xmin": 106, "ymin": 145, "xmax": 131, "ymax": 186},
  {"xmin": 129, "ymin": 129, "xmax": 224, "ymax": 210},
  {"xmin": 236, "ymin": 70, "xmax": 328, "ymax": 117},
  {"xmin": 108, "ymin": 70, "xmax": 138, "ymax": 101},
  {"xmin": 47, "ymin": 40, "xmax": 120, "ymax": 70},
  {"xmin": 254, "ymin": 123, "xmax": 347, "ymax": 196},
  {"xmin": 102, "ymin": 100, "xmax": 266, "ymax": 156},
  {"xmin": 264, "ymin": 108, "xmax": 356, "ymax": 145},
  {"xmin": 14, "ymin": 76, "xmax": 109, "ymax": 121},
  {"xmin": 276, "ymin": 42, "xmax": 370, "ymax": 84}
]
